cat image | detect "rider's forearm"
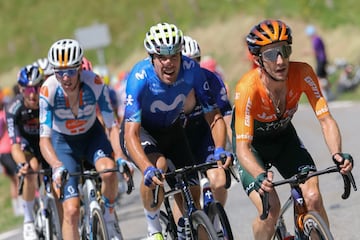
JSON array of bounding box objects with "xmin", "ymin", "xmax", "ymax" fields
[
  {"xmin": 11, "ymin": 143, "xmax": 27, "ymax": 164},
  {"xmin": 206, "ymin": 110, "xmax": 227, "ymax": 148},
  {"xmin": 108, "ymin": 125, "xmax": 126, "ymax": 160},
  {"xmin": 320, "ymin": 115, "xmax": 342, "ymax": 155},
  {"xmin": 39, "ymin": 137, "xmax": 62, "ymax": 168}
]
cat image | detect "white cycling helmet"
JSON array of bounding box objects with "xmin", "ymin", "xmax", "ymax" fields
[
  {"xmin": 144, "ymin": 23, "xmax": 184, "ymax": 55},
  {"xmin": 182, "ymin": 36, "xmax": 201, "ymax": 59},
  {"xmin": 33, "ymin": 57, "xmax": 53, "ymax": 76},
  {"xmin": 48, "ymin": 39, "xmax": 83, "ymax": 68}
]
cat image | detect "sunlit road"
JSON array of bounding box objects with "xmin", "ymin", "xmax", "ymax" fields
[{"xmin": 1, "ymin": 101, "xmax": 359, "ymax": 240}]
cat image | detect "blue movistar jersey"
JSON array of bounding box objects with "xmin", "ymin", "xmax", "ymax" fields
[
  {"xmin": 124, "ymin": 56, "xmax": 215, "ymax": 129},
  {"xmin": 187, "ymin": 68, "xmax": 232, "ymax": 120}
]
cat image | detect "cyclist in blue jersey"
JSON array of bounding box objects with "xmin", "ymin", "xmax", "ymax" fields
[
  {"xmin": 6, "ymin": 65, "xmax": 45, "ymax": 240},
  {"xmin": 182, "ymin": 35, "xmax": 233, "ymax": 206},
  {"xmin": 39, "ymin": 39, "xmax": 125, "ymax": 240},
  {"xmin": 120, "ymin": 23, "xmax": 231, "ymax": 240}
]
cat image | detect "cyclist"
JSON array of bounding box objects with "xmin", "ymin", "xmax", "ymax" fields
[
  {"xmin": 232, "ymin": 19, "xmax": 354, "ymax": 239},
  {"xmin": 5, "ymin": 65, "xmax": 46, "ymax": 240},
  {"xmin": 182, "ymin": 35, "xmax": 233, "ymax": 206},
  {"xmin": 39, "ymin": 38, "xmax": 125, "ymax": 240},
  {"xmin": 120, "ymin": 22, "xmax": 230, "ymax": 240},
  {"xmin": 1, "ymin": 88, "xmax": 22, "ymax": 216}
]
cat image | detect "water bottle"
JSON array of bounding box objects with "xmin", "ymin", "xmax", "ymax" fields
[
  {"xmin": 177, "ymin": 217, "xmax": 186, "ymax": 240},
  {"xmin": 200, "ymin": 177, "xmax": 213, "ymax": 208}
]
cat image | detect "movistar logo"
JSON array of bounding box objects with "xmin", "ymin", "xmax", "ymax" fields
[
  {"xmin": 135, "ymin": 70, "xmax": 147, "ymax": 80},
  {"xmin": 150, "ymin": 94, "xmax": 186, "ymax": 112},
  {"xmin": 183, "ymin": 59, "xmax": 196, "ymax": 69}
]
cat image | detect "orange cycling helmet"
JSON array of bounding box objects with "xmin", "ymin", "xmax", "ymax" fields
[{"xmin": 246, "ymin": 19, "xmax": 292, "ymax": 56}]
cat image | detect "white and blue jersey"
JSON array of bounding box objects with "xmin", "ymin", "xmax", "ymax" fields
[
  {"xmin": 39, "ymin": 71, "xmax": 116, "ymax": 200},
  {"xmin": 124, "ymin": 56, "xmax": 215, "ymax": 129},
  {"xmin": 39, "ymin": 71, "xmax": 116, "ymax": 137}
]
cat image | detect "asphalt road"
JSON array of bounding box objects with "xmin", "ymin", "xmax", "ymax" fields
[{"xmin": 1, "ymin": 101, "xmax": 359, "ymax": 240}]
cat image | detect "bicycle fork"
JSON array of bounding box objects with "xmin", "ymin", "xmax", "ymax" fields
[
  {"xmin": 292, "ymin": 187, "xmax": 308, "ymax": 239},
  {"xmin": 82, "ymin": 179, "xmax": 99, "ymax": 240}
]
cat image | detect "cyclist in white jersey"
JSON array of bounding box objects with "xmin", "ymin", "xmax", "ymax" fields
[{"xmin": 39, "ymin": 39, "xmax": 125, "ymax": 240}]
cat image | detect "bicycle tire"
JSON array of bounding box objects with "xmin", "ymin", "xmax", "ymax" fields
[
  {"xmin": 47, "ymin": 197, "xmax": 62, "ymax": 240},
  {"xmin": 91, "ymin": 208, "xmax": 108, "ymax": 240},
  {"xmin": 191, "ymin": 210, "xmax": 218, "ymax": 240},
  {"xmin": 79, "ymin": 205, "xmax": 87, "ymax": 240},
  {"xmin": 206, "ymin": 201, "xmax": 234, "ymax": 240},
  {"xmin": 159, "ymin": 210, "xmax": 177, "ymax": 240},
  {"xmin": 300, "ymin": 211, "xmax": 334, "ymax": 240},
  {"xmin": 43, "ymin": 208, "xmax": 54, "ymax": 240}
]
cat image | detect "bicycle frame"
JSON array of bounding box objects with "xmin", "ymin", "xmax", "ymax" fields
[
  {"xmin": 18, "ymin": 168, "xmax": 62, "ymax": 240},
  {"xmin": 264, "ymin": 164, "xmax": 358, "ymax": 239},
  {"xmin": 60, "ymin": 164, "xmax": 133, "ymax": 240},
  {"xmin": 80, "ymin": 172, "xmax": 106, "ymax": 240},
  {"xmin": 153, "ymin": 161, "xmax": 221, "ymax": 239}
]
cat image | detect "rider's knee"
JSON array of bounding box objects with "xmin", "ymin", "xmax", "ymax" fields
[{"xmin": 63, "ymin": 203, "xmax": 80, "ymax": 223}]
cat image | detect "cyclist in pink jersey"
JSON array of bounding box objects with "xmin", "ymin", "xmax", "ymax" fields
[{"xmin": 0, "ymin": 90, "xmax": 22, "ymax": 216}]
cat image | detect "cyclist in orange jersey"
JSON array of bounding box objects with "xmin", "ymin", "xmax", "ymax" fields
[{"xmin": 231, "ymin": 19, "xmax": 354, "ymax": 240}]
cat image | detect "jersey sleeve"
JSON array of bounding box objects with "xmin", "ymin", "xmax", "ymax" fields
[
  {"xmin": 191, "ymin": 64, "xmax": 215, "ymax": 114},
  {"xmin": 39, "ymin": 81, "xmax": 54, "ymax": 138},
  {"xmin": 300, "ymin": 63, "xmax": 330, "ymax": 118},
  {"xmin": 233, "ymin": 74, "xmax": 257, "ymax": 143},
  {"xmin": 97, "ymin": 83, "xmax": 116, "ymax": 128},
  {"xmin": 124, "ymin": 61, "xmax": 147, "ymax": 123},
  {"xmin": 204, "ymin": 69, "xmax": 232, "ymax": 116},
  {"xmin": 5, "ymin": 97, "xmax": 22, "ymax": 144}
]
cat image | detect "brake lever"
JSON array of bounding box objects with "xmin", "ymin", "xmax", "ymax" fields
[
  {"xmin": 150, "ymin": 171, "xmax": 162, "ymax": 208},
  {"xmin": 123, "ymin": 164, "xmax": 135, "ymax": 195},
  {"xmin": 260, "ymin": 192, "xmax": 270, "ymax": 220}
]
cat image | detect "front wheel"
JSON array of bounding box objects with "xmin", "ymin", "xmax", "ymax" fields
[
  {"xmin": 47, "ymin": 197, "xmax": 62, "ymax": 240},
  {"xmin": 206, "ymin": 202, "xmax": 234, "ymax": 240},
  {"xmin": 191, "ymin": 210, "xmax": 218, "ymax": 240},
  {"xmin": 91, "ymin": 208, "xmax": 108, "ymax": 240},
  {"xmin": 299, "ymin": 211, "xmax": 334, "ymax": 240},
  {"xmin": 159, "ymin": 210, "xmax": 177, "ymax": 240}
]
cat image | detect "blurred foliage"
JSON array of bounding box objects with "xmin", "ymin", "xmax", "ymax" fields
[{"xmin": 1, "ymin": 0, "xmax": 360, "ymax": 73}]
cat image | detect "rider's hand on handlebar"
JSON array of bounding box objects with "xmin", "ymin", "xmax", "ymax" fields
[
  {"xmin": 52, "ymin": 165, "xmax": 66, "ymax": 188},
  {"xmin": 332, "ymin": 153, "xmax": 353, "ymax": 174},
  {"xmin": 16, "ymin": 162, "xmax": 29, "ymax": 176},
  {"xmin": 143, "ymin": 166, "xmax": 163, "ymax": 187},
  {"xmin": 254, "ymin": 171, "xmax": 274, "ymax": 195},
  {"xmin": 116, "ymin": 158, "xmax": 135, "ymax": 179},
  {"xmin": 212, "ymin": 147, "xmax": 234, "ymax": 169}
]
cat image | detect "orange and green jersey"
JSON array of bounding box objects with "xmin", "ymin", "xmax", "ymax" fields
[{"xmin": 233, "ymin": 61, "xmax": 329, "ymax": 142}]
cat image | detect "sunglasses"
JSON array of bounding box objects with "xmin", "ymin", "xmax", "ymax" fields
[
  {"xmin": 261, "ymin": 45, "xmax": 292, "ymax": 62},
  {"xmin": 54, "ymin": 67, "xmax": 79, "ymax": 78},
  {"xmin": 23, "ymin": 86, "xmax": 40, "ymax": 95}
]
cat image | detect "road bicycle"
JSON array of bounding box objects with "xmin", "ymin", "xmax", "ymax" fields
[
  {"xmin": 198, "ymin": 164, "xmax": 234, "ymax": 240},
  {"xmin": 18, "ymin": 168, "xmax": 62, "ymax": 240},
  {"xmin": 152, "ymin": 161, "xmax": 233, "ymax": 240},
  {"xmin": 259, "ymin": 163, "xmax": 357, "ymax": 240},
  {"xmin": 60, "ymin": 161, "xmax": 134, "ymax": 240}
]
